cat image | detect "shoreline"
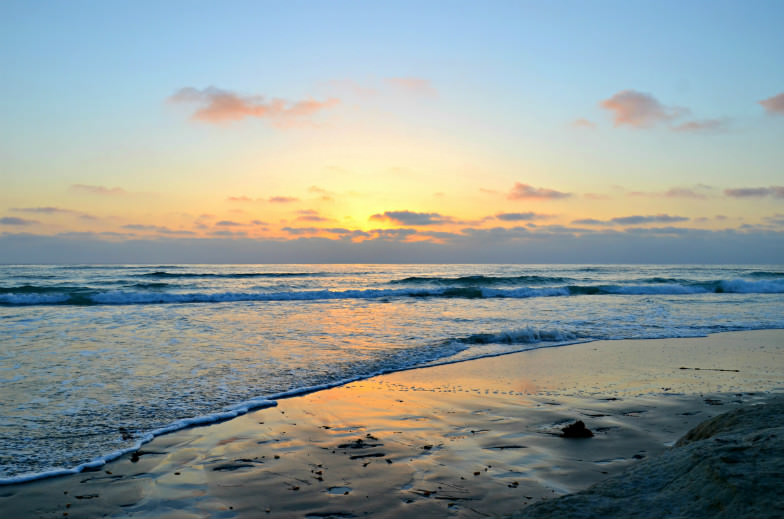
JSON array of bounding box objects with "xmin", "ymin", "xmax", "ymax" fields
[
  {"xmin": 3, "ymin": 327, "xmax": 779, "ymax": 487},
  {"xmin": 2, "ymin": 329, "xmax": 782, "ymax": 517}
]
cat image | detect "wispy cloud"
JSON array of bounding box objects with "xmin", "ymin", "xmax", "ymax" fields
[
  {"xmin": 12, "ymin": 206, "xmax": 98, "ymax": 219},
  {"xmin": 384, "ymin": 77, "xmax": 437, "ymax": 97},
  {"xmin": 573, "ymin": 214, "xmax": 690, "ymax": 226},
  {"xmin": 296, "ymin": 209, "xmax": 329, "ymax": 222},
  {"xmin": 268, "ymin": 196, "xmax": 299, "ymax": 203},
  {"xmin": 571, "ymin": 118, "xmax": 596, "ymax": 129},
  {"xmin": 479, "ymin": 187, "xmax": 500, "ymax": 195},
  {"xmin": 121, "ymin": 224, "xmax": 193, "ymax": 235},
  {"xmin": 765, "ymin": 214, "xmax": 784, "ymax": 226},
  {"xmin": 600, "ymin": 90, "xmax": 685, "ymax": 128},
  {"xmin": 663, "ymin": 187, "xmax": 708, "ymax": 199},
  {"xmin": 227, "ymin": 196, "xmax": 254, "ymax": 202},
  {"xmin": 599, "ymin": 90, "xmax": 730, "ymax": 133},
  {"xmin": 308, "ymin": 185, "xmax": 334, "ymax": 201},
  {"xmin": 495, "ymin": 212, "xmax": 550, "ymax": 221},
  {"xmin": 169, "ymin": 86, "xmax": 339, "ymax": 125},
  {"xmin": 370, "ymin": 210, "xmax": 453, "ymax": 226},
  {"xmin": 627, "ymin": 186, "xmax": 710, "ymax": 199},
  {"xmin": 724, "ymin": 186, "xmax": 784, "ymax": 198},
  {"xmin": 71, "ymin": 184, "xmax": 126, "ymax": 195},
  {"xmin": 672, "ymin": 118, "xmax": 728, "ymax": 132},
  {"xmin": 216, "ymin": 220, "xmax": 243, "ymax": 227},
  {"xmin": 572, "ymin": 218, "xmax": 605, "ymax": 225},
  {"xmin": 759, "ymin": 93, "xmax": 784, "ymax": 115},
  {"xmin": 13, "ymin": 206, "xmax": 73, "ymax": 214},
  {"xmin": 122, "ymin": 224, "xmax": 159, "ymax": 231},
  {"xmin": 210, "ymin": 230, "xmax": 248, "ymax": 237},
  {"xmin": 0, "ymin": 216, "xmax": 38, "ymax": 225},
  {"xmin": 612, "ymin": 214, "xmax": 689, "ymax": 225},
  {"xmin": 507, "ymin": 183, "xmax": 571, "ymax": 200}
]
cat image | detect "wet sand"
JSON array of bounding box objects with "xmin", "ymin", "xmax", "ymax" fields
[{"xmin": 2, "ymin": 330, "xmax": 782, "ymax": 518}]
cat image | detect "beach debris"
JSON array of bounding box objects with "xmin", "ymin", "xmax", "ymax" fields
[
  {"xmin": 337, "ymin": 438, "xmax": 383, "ymax": 449},
  {"xmin": 129, "ymin": 449, "xmax": 165, "ymax": 463},
  {"xmin": 350, "ymin": 452, "xmax": 386, "ymax": 460},
  {"xmin": 679, "ymin": 366, "xmax": 739, "ymax": 372},
  {"xmin": 561, "ymin": 420, "xmax": 594, "ymax": 438}
]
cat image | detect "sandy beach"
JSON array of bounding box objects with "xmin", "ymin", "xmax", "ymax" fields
[{"xmin": 2, "ymin": 329, "xmax": 782, "ymax": 518}]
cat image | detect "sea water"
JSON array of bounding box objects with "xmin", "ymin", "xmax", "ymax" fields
[{"xmin": 1, "ymin": 264, "xmax": 783, "ymax": 482}]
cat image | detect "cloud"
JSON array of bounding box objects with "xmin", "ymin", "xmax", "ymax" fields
[
  {"xmin": 573, "ymin": 214, "xmax": 690, "ymax": 226},
  {"xmin": 0, "ymin": 216, "xmax": 38, "ymax": 225},
  {"xmin": 121, "ymin": 224, "xmax": 195, "ymax": 235},
  {"xmin": 308, "ymin": 185, "xmax": 334, "ymax": 201},
  {"xmin": 765, "ymin": 214, "xmax": 784, "ymax": 226},
  {"xmin": 13, "ymin": 206, "xmax": 74, "ymax": 214},
  {"xmin": 663, "ymin": 187, "xmax": 708, "ymax": 199},
  {"xmin": 268, "ymin": 196, "xmax": 299, "ymax": 203},
  {"xmin": 71, "ymin": 184, "xmax": 126, "ymax": 195},
  {"xmin": 169, "ymin": 86, "xmax": 339, "ymax": 125},
  {"xmin": 296, "ymin": 209, "xmax": 329, "ymax": 222},
  {"xmin": 626, "ymin": 186, "xmax": 711, "ymax": 199},
  {"xmin": 611, "ymin": 214, "xmax": 690, "ymax": 225},
  {"xmin": 384, "ymin": 77, "xmax": 437, "ymax": 97},
  {"xmin": 122, "ymin": 224, "xmax": 158, "ymax": 231},
  {"xmin": 370, "ymin": 228, "xmax": 420, "ymax": 240},
  {"xmin": 672, "ymin": 118, "xmax": 728, "ymax": 132},
  {"xmin": 227, "ymin": 196, "xmax": 254, "ymax": 202},
  {"xmin": 600, "ymin": 90, "xmax": 685, "ymax": 128},
  {"xmin": 759, "ymin": 93, "xmax": 784, "ymax": 115},
  {"xmin": 13, "ymin": 206, "xmax": 99, "ymax": 220},
  {"xmin": 495, "ymin": 212, "xmax": 549, "ymax": 221},
  {"xmin": 724, "ymin": 186, "xmax": 784, "ymax": 198},
  {"xmin": 572, "ymin": 118, "xmax": 596, "ymax": 129},
  {"xmin": 216, "ymin": 220, "xmax": 243, "ymax": 226},
  {"xmin": 210, "ymin": 230, "xmax": 247, "ymax": 237},
  {"xmin": 370, "ymin": 211, "xmax": 453, "ymax": 226},
  {"xmin": 584, "ymin": 193, "xmax": 611, "ymax": 200},
  {"xmin": 507, "ymin": 182, "xmax": 571, "ymax": 200},
  {"xmin": 282, "ymin": 227, "xmax": 320, "ymax": 235}
]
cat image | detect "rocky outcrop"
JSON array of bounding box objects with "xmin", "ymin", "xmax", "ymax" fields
[{"xmin": 517, "ymin": 397, "xmax": 784, "ymax": 518}]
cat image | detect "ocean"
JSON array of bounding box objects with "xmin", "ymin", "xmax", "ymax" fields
[{"xmin": 1, "ymin": 264, "xmax": 783, "ymax": 483}]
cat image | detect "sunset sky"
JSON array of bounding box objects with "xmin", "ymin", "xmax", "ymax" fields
[{"xmin": 1, "ymin": 0, "xmax": 783, "ymax": 263}]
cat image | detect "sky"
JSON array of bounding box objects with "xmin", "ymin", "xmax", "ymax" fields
[{"xmin": 1, "ymin": 0, "xmax": 783, "ymax": 263}]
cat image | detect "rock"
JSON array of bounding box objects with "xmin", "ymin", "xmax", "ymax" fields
[
  {"xmin": 561, "ymin": 420, "xmax": 593, "ymax": 438},
  {"xmin": 517, "ymin": 397, "xmax": 784, "ymax": 518}
]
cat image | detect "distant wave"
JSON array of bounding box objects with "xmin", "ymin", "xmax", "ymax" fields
[
  {"xmin": 2, "ymin": 278, "xmax": 783, "ymax": 306},
  {"xmin": 748, "ymin": 270, "xmax": 784, "ymax": 278},
  {"xmin": 126, "ymin": 282, "xmax": 174, "ymax": 289},
  {"xmin": 392, "ymin": 274, "xmax": 572, "ymax": 285},
  {"xmin": 137, "ymin": 271, "xmax": 327, "ymax": 279}
]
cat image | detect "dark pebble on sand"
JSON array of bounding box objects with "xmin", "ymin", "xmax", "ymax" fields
[{"xmin": 561, "ymin": 420, "xmax": 594, "ymax": 438}]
